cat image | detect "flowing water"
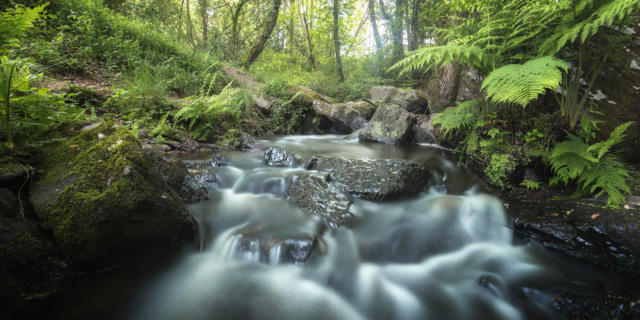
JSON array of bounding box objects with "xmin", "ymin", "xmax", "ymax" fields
[{"xmin": 38, "ymin": 135, "xmax": 632, "ymax": 320}]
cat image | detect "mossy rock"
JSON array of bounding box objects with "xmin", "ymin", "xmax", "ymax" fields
[
  {"xmin": 29, "ymin": 122, "xmax": 196, "ymax": 269},
  {"xmin": 359, "ymin": 103, "xmax": 416, "ymax": 145}
]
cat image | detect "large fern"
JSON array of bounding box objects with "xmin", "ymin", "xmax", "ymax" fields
[
  {"xmin": 540, "ymin": 0, "xmax": 640, "ymax": 55},
  {"xmin": 482, "ymin": 56, "xmax": 568, "ymax": 107},
  {"xmin": 549, "ymin": 121, "xmax": 634, "ymax": 207},
  {"xmin": 390, "ymin": 45, "xmax": 490, "ymax": 76},
  {"xmin": 432, "ymin": 100, "xmax": 485, "ymax": 137},
  {"xmin": 0, "ymin": 5, "xmax": 46, "ymax": 53}
]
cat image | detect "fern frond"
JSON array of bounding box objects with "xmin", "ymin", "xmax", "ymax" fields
[
  {"xmin": 389, "ymin": 45, "xmax": 489, "ymax": 75},
  {"xmin": 580, "ymin": 155, "xmax": 631, "ymax": 208},
  {"xmin": 432, "ymin": 100, "xmax": 485, "ymax": 136},
  {"xmin": 549, "ymin": 134, "xmax": 597, "ymax": 183},
  {"xmin": 540, "ymin": 0, "xmax": 640, "ymax": 55},
  {"xmin": 482, "ymin": 56, "xmax": 568, "ymax": 107},
  {"xmin": 587, "ymin": 121, "xmax": 634, "ymax": 159},
  {"xmin": 0, "ymin": 4, "xmax": 46, "ymax": 52}
]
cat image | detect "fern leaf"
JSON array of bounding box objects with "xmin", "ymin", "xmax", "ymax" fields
[
  {"xmin": 432, "ymin": 100, "xmax": 484, "ymax": 136},
  {"xmin": 587, "ymin": 121, "xmax": 634, "ymax": 159},
  {"xmin": 389, "ymin": 45, "xmax": 489, "ymax": 75},
  {"xmin": 482, "ymin": 56, "xmax": 568, "ymax": 107},
  {"xmin": 580, "ymin": 155, "xmax": 631, "ymax": 208}
]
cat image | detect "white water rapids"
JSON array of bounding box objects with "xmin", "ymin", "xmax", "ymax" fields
[{"xmin": 40, "ymin": 135, "xmax": 627, "ymax": 320}]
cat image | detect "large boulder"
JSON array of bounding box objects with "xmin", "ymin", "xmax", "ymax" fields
[
  {"xmin": 307, "ymin": 157, "xmax": 434, "ymax": 201},
  {"xmin": 29, "ymin": 122, "xmax": 196, "ymax": 269},
  {"xmin": 364, "ymin": 86, "xmax": 428, "ymax": 114},
  {"xmin": 359, "ymin": 104, "xmax": 416, "ymax": 145},
  {"xmin": 311, "ymin": 100, "xmax": 376, "ymax": 132},
  {"xmin": 286, "ymin": 173, "xmax": 353, "ymax": 228}
]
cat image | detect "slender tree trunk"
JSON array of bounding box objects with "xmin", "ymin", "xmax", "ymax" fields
[
  {"xmin": 246, "ymin": 0, "xmax": 283, "ymax": 67},
  {"xmin": 391, "ymin": 0, "xmax": 406, "ymax": 63},
  {"xmin": 198, "ymin": 0, "xmax": 209, "ymax": 49},
  {"xmin": 408, "ymin": 0, "xmax": 419, "ymax": 50},
  {"xmin": 185, "ymin": 0, "xmax": 196, "ymax": 47},
  {"xmin": 332, "ymin": 0, "xmax": 345, "ymax": 82},
  {"xmin": 368, "ymin": 0, "xmax": 382, "ymax": 51},
  {"xmin": 232, "ymin": 0, "xmax": 251, "ymax": 55},
  {"xmin": 298, "ymin": 0, "xmax": 317, "ymax": 70}
]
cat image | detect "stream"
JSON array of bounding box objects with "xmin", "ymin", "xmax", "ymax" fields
[{"xmin": 37, "ymin": 135, "xmax": 633, "ymax": 319}]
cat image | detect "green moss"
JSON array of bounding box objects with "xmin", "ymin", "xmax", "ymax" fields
[{"xmin": 31, "ymin": 121, "xmax": 191, "ymax": 267}]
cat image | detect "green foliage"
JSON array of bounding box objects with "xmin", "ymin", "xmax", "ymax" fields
[
  {"xmin": 432, "ymin": 100, "xmax": 485, "ymax": 136},
  {"xmin": 485, "ymin": 153, "xmax": 517, "ymax": 189},
  {"xmin": 550, "ymin": 122, "xmax": 634, "ymax": 207},
  {"xmin": 0, "ymin": 56, "xmax": 88, "ymax": 156},
  {"xmin": 174, "ymin": 83, "xmax": 253, "ymax": 141},
  {"xmin": 391, "ymin": 45, "xmax": 488, "ymax": 76},
  {"xmin": 0, "ymin": 4, "xmax": 46, "ymax": 53},
  {"xmin": 520, "ymin": 180, "xmax": 541, "ymax": 190},
  {"xmin": 106, "ymin": 64, "xmax": 168, "ymax": 116},
  {"xmin": 482, "ymin": 57, "xmax": 568, "ymax": 107},
  {"xmin": 540, "ymin": 0, "xmax": 640, "ymax": 55}
]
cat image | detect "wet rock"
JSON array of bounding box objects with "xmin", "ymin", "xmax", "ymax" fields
[
  {"xmin": 0, "ymin": 188, "xmax": 19, "ymax": 218},
  {"xmin": 234, "ymin": 133, "xmax": 264, "ymax": 150},
  {"xmin": 364, "ymin": 86, "xmax": 428, "ymax": 114},
  {"xmin": 29, "ymin": 122, "xmax": 196, "ymax": 269},
  {"xmin": 230, "ymin": 231, "xmax": 318, "ymax": 265},
  {"xmin": 413, "ymin": 113, "xmax": 440, "ymax": 144},
  {"xmin": 286, "ymin": 173, "xmax": 353, "ymax": 228},
  {"xmin": 264, "ymin": 146, "xmax": 295, "ymax": 167},
  {"xmin": 359, "ymin": 104, "xmax": 416, "ymax": 145},
  {"xmin": 180, "ymin": 175, "xmax": 209, "ymax": 202},
  {"xmin": 311, "ymin": 100, "xmax": 376, "ymax": 132},
  {"xmin": 148, "ymin": 152, "xmax": 188, "ymax": 192},
  {"xmin": 183, "ymin": 160, "xmax": 220, "ymax": 189},
  {"xmin": 301, "ymin": 157, "xmax": 319, "ymax": 170},
  {"xmin": 212, "ymin": 154, "xmax": 229, "ymax": 167},
  {"xmin": 509, "ymin": 195, "xmax": 640, "ymax": 279},
  {"xmin": 551, "ymin": 291, "xmax": 640, "ymax": 319},
  {"xmin": 309, "ymin": 157, "xmax": 434, "ymax": 201}
]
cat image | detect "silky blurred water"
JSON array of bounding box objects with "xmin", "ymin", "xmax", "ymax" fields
[{"xmin": 37, "ymin": 135, "xmax": 632, "ymax": 320}]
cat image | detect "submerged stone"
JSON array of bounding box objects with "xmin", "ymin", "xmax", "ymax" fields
[
  {"xmin": 286, "ymin": 173, "xmax": 353, "ymax": 228},
  {"xmin": 308, "ymin": 156, "xmax": 434, "ymax": 201},
  {"xmin": 29, "ymin": 122, "xmax": 196, "ymax": 269},
  {"xmin": 264, "ymin": 146, "xmax": 295, "ymax": 167}
]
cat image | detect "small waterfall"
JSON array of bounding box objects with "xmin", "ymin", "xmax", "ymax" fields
[{"xmin": 46, "ymin": 135, "xmax": 626, "ymax": 320}]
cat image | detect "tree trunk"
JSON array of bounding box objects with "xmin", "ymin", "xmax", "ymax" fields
[
  {"xmin": 391, "ymin": 0, "xmax": 406, "ymax": 63},
  {"xmin": 332, "ymin": 0, "xmax": 345, "ymax": 82},
  {"xmin": 298, "ymin": 0, "xmax": 317, "ymax": 71},
  {"xmin": 198, "ymin": 0, "xmax": 209, "ymax": 49},
  {"xmin": 408, "ymin": 0, "xmax": 419, "ymax": 51},
  {"xmin": 232, "ymin": 0, "xmax": 251, "ymax": 56},
  {"xmin": 246, "ymin": 0, "xmax": 283, "ymax": 67},
  {"xmin": 368, "ymin": 0, "xmax": 382, "ymax": 51}
]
